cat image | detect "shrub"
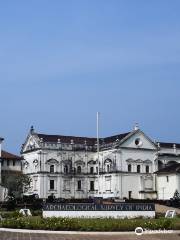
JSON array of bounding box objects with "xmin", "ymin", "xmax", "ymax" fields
[
  {"xmin": 6, "ymin": 199, "xmax": 17, "ymax": 211},
  {"xmin": 0, "ymin": 211, "xmax": 22, "ymax": 219},
  {"xmin": 0, "ymin": 217, "xmax": 178, "ymax": 231}
]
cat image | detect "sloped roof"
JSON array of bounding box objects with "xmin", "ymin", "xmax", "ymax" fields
[
  {"xmin": 159, "ymin": 142, "xmax": 180, "ymax": 149},
  {"xmin": 155, "ymin": 163, "xmax": 180, "ymax": 174},
  {"xmin": 103, "ymin": 132, "xmax": 130, "ymax": 144},
  {"xmin": 37, "ymin": 133, "xmax": 97, "ymax": 145},
  {"xmin": 1, "ymin": 150, "xmax": 22, "ymax": 160},
  {"xmin": 37, "ymin": 132, "xmax": 130, "ymax": 146}
]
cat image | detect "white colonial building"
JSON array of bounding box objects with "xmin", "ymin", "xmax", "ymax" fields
[{"xmin": 21, "ymin": 126, "xmax": 180, "ymax": 200}]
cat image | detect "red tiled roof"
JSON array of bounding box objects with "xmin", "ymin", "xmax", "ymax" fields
[{"xmin": 1, "ymin": 150, "xmax": 22, "ymax": 160}]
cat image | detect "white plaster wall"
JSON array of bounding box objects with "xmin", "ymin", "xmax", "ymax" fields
[
  {"xmin": 1, "ymin": 159, "xmax": 21, "ymax": 172},
  {"xmin": 157, "ymin": 174, "xmax": 179, "ymax": 199},
  {"xmin": 22, "ymin": 151, "xmax": 40, "ymax": 174},
  {"xmin": 43, "ymin": 210, "xmax": 155, "ymax": 219},
  {"xmin": 119, "ymin": 148, "xmax": 156, "ymax": 172}
]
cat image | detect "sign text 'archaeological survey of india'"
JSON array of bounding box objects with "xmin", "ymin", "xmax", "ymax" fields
[{"xmin": 43, "ymin": 203, "xmax": 155, "ymax": 218}]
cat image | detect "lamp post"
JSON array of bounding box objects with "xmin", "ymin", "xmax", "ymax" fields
[{"xmin": 97, "ymin": 112, "xmax": 100, "ymax": 197}]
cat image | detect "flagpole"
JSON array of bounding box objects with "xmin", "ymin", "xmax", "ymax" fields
[{"xmin": 97, "ymin": 112, "xmax": 100, "ymax": 196}]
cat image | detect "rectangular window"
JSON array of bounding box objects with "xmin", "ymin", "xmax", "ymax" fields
[
  {"xmin": 50, "ymin": 165, "xmax": 54, "ymax": 173},
  {"xmin": 7, "ymin": 160, "xmax": 9, "ymax": 166},
  {"xmin": 1, "ymin": 160, "xmax": 4, "ymax": 166},
  {"xmin": 13, "ymin": 160, "xmax": 16, "ymax": 166},
  {"xmin": 128, "ymin": 164, "xmax": 131, "ymax": 172},
  {"xmin": 77, "ymin": 180, "xmax": 81, "ymax": 190},
  {"xmin": 90, "ymin": 167, "xmax": 94, "ymax": 174},
  {"xmin": 166, "ymin": 176, "xmax": 169, "ymax": 182},
  {"xmin": 137, "ymin": 165, "xmax": 141, "ymax": 173},
  {"xmin": 90, "ymin": 181, "xmax": 94, "ymax": 191},
  {"xmin": 146, "ymin": 165, "xmax": 149, "ymax": 173},
  {"xmin": 128, "ymin": 191, "xmax": 132, "ymax": 199},
  {"xmin": 50, "ymin": 180, "xmax": 54, "ymax": 190}
]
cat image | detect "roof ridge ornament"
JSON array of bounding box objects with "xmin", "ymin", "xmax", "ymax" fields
[
  {"xmin": 134, "ymin": 123, "xmax": 139, "ymax": 131},
  {"xmin": 173, "ymin": 144, "xmax": 177, "ymax": 154},
  {"xmin": 30, "ymin": 126, "xmax": 34, "ymax": 134}
]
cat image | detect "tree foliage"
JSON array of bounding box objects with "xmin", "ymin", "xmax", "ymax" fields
[
  {"xmin": 173, "ymin": 190, "xmax": 180, "ymax": 200},
  {"xmin": 2, "ymin": 173, "xmax": 31, "ymax": 198}
]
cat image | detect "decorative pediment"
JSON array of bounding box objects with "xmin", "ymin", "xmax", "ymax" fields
[
  {"xmin": 21, "ymin": 134, "xmax": 40, "ymax": 153},
  {"xmin": 104, "ymin": 158, "xmax": 112, "ymax": 164},
  {"xmin": 126, "ymin": 158, "xmax": 134, "ymax": 163},
  {"xmin": 143, "ymin": 159, "xmax": 152, "ymax": 164},
  {"xmin": 88, "ymin": 160, "xmax": 97, "ymax": 165},
  {"xmin": 135, "ymin": 159, "xmax": 143, "ymax": 163},
  {"xmin": 119, "ymin": 130, "xmax": 157, "ymax": 150},
  {"xmin": 46, "ymin": 158, "xmax": 59, "ymax": 164},
  {"xmin": 74, "ymin": 160, "xmax": 85, "ymax": 166},
  {"xmin": 61, "ymin": 159, "xmax": 72, "ymax": 165}
]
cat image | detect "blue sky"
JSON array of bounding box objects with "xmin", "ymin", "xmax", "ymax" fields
[{"xmin": 0, "ymin": 0, "xmax": 180, "ymax": 153}]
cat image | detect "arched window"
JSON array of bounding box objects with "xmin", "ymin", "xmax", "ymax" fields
[
  {"xmin": 90, "ymin": 167, "xmax": 94, "ymax": 174},
  {"xmin": 64, "ymin": 165, "xmax": 68, "ymax": 174},
  {"xmin": 128, "ymin": 164, "xmax": 132, "ymax": 172},
  {"xmin": 137, "ymin": 165, "xmax": 141, "ymax": 173},
  {"xmin": 77, "ymin": 166, "xmax": 81, "ymax": 174},
  {"xmin": 146, "ymin": 165, "xmax": 149, "ymax": 173},
  {"xmin": 107, "ymin": 165, "xmax": 110, "ymax": 173},
  {"xmin": 50, "ymin": 165, "xmax": 54, "ymax": 173}
]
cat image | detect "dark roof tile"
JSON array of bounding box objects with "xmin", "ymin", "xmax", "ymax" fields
[
  {"xmin": 155, "ymin": 163, "xmax": 180, "ymax": 174},
  {"xmin": 36, "ymin": 132, "xmax": 130, "ymax": 146},
  {"xmin": 159, "ymin": 142, "xmax": 180, "ymax": 148}
]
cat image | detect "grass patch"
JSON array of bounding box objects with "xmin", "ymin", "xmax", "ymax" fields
[{"xmin": 0, "ymin": 216, "xmax": 179, "ymax": 231}]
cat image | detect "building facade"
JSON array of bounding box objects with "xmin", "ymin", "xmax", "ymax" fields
[
  {"xmin": 0, "ymin": 137, "xmax": 22, "ymax": 201},
  {"xmin": 21, "ymin": 126, "xmax": 180, "ymax": 200},
  {"xmin": 156, "ymin": 163, "xmax": 180, "ymax": 200}
]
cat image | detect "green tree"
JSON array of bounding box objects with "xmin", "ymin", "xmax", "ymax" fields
[
  {"xmin": 2, "ymin": 173, "xmax": 31, "ymax": 198},
  {"xmin": 173, "ymin": 190, "xmax": 180, "ymax": 200}
]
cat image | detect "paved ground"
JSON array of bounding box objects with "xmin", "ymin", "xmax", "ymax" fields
[
  {"xmin": 155, "ymin": 204, "xmax": 180, "ymax": 214},
  {"xmin": 0, "ymin": 232, "xmax": 180, "ymax": 240}
]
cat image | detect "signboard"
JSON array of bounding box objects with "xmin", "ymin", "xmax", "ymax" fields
[
  {"xmin": 43, "ymin": 203, "xmax": 155, "ymax": 212},
  {"xmin": 43, "ymin": 203, "xmax": 155, "ymax": 219}
]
